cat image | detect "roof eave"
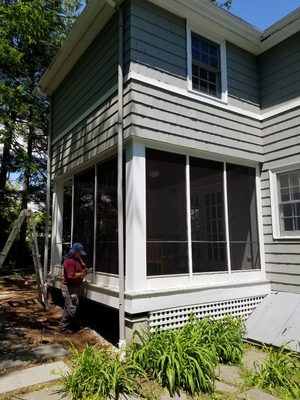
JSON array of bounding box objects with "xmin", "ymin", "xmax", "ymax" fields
[
  {"xmin": 260, "ymin": 7, "xmax": 300, "ymax": 52},
  {"xmin": 35, "ymin": 0, "xmax": 116, "ymax": 96}
]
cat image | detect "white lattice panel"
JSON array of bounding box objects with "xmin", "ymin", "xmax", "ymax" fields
[{"xmin": 149, "ymin": 295, "xmax": 265, "ymax": 332}]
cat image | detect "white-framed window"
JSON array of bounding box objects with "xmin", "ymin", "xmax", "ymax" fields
[
  {"xmin": 187, "ymin": 27, "xmax": 228, "ymax": 103},
  {"xmin": 270, "ymin": 166, "xmax": 300, "ymax": 238}
]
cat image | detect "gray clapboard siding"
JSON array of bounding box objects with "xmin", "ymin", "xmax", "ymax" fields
[
  {"xmin": 266, "ymin": 264, "xmax": 300, "ymax": 275},
  {"xmin": 259, "ymin": 32, "xmax": 300, "ymax": 109},
  {"xmin": 127, "ymin": 81, "xmax": 263, "ymax": 161},
  {"xmin": 129, "ymin": 0, "xmax": 186, "ymax": 82},
  {"xmin": 262, "ymin": 110, "xmax": 300, "ymax": 140},
  {"xmin": 51, "ymin": 91, "xmax": 119, "ymax": 178},
  {"xmin": 131, "ymin": 82, "xmax": 261, "ymax": 136},
  {"xmin": 271, "ymin": 283, "xmax": 300, "ymax": 294},
  {"xmin": 53, "ymin": 45, "xmax": 117, "ymax": 132},
  {"xmin": 266, "ymin": 273, "xmax": 300, "ymax": 287},
  {"xmin": 261, "ymin": 190, "xmax": 270, "ymax": 201},
  {"xmin": 52, "ymin": 15, "xmax": 118, "ymax": 140},
  {"xmin": 265, "ymin": 244, "xmax": 300, "ymax": 254},
  {"xmin": 261, "ymin": 100, "xmax": 300, "ymax": 294},
  {"xmin": 263, "ymin": 227, "xmax": 273, "ymax": 236},
  {"xmin": 263, "ymin": 155, "xmax": 300, "ymax": 171},
  {"xmin": 265, "ymin": 254, "xmax": 300, "ymax": 264},
  {"xmin": 226, "ymin": 42, "xmax": 259, "ymax": 105},
  {"xmin": 264, "ymin": 136, "xmax": 300, "ymax": 155},
  {"xmin": 263, "ymin": 144, "xmax": 300, "ymax": 164}
]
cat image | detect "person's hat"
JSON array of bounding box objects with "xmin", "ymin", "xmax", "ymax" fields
[
  {"xmin": 71, "ymin": 243, "xmax": 87, "ymax": 256},
  {"xmin": 64, "ymin": 242, "xmax": 87, "ymax": 259}
]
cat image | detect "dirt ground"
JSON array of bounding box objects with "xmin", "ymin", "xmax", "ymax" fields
[{"xmin": 0, "ymin": 274, "xmax": 111, "ymax": 363}]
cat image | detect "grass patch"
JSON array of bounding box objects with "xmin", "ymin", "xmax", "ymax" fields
[{"xmin": 248, "ymin": 343, "xmax": 300, "ymax": 399}]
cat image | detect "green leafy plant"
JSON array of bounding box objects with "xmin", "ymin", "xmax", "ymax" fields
[
  {"xmin": 130, "ymin": 321, "xmax": 217, "ymax": 396},
  {"xmin": 58, "ymin": 344, "xmax": 145, "ymax": 400},
  {"xmin": 197, "ymin": 315, "xmax": 244, "ymax": 364},
  {"xmin": 249, "ymin": 343, "xmax": 300, "ymax": 398},
  {"xmin": 130, "ymin": 314, "xmax": 244, "ymax": 397}
]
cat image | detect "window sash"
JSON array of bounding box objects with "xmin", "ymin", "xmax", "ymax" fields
[
  {"xmin": 191, "ymin": 33, "xmax": 221, "ymax": 98},
  {"xmin": 277, "ymin": 169, "xmax": 300, "ymax": 234}
]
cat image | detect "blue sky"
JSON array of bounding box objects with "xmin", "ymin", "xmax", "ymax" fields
[{"xmin": 229, "ymin": 0, "xmax": 300, "ymax": 30}]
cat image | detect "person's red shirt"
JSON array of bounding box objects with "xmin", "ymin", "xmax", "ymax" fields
[{"xmin": 62, "ymin": 257, "xmax": 85, "ymax": 287}]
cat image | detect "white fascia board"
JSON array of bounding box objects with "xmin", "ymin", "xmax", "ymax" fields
[
  {"xmin": 260, "ymin": 8, "xmax": 300, "ymax": 52},
  {"xmin": 148, "ymin": 0, "xmax": 261, "ymax": 54},
  {"xmin": 36, "ymin": 0, "xmax": 116, "ymax": 96}
]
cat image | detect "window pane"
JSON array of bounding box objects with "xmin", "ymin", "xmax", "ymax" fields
[
  {"xmin": 208, "ymin": 83, "xmax": 216, "ymax": 96},
  {"xmin": 279, "ymin": 174, "xmax": 289, "ymax": 188},
  {"xmin": 200, "ymin": 68, "xmax": 207, "ymax": 80},
  {"xmin": 201, "ymin": 51, "xmax": 209, "ymax": 65},
  {"xmin": 208, "ymin": 71, "xmax": 216, "ymax": 84},
  {"xmin": 73, "ymin": 169, "xmax": 95, "ymax": 267},
  {"xmin": 96, "ymin": 157, "xmax": 118, "ymax": 274},
  {"xmin": 227, "ymin": 164, "xmax": 260, "ymax": 270},
  {"xmin": 146, "ymin": 149, "xmax": 188, "ymax": 276},
  {"xmin": 291, "ymin": 186, "xmax": 300, "ymax": 200},
  {"xmin": 200, "ymin": 79, "xmax": 208, "ymax": 93},
  {"xmin": 190, "ymin": 157, "xmax": 227, "ymax": 272},
  {"xmin": 278, "ymin": 169, "xmax": 300, "ymax": 234},
  {"xmin": 283, "ymin": 217, "xmax": 294, "ymax": 231},
  {"xmin": 282, "ymin": 203, "xmax": 293, "ymax": 217},
  {"xmin": 280, "ymin": 187, "xmax": 290, "ymax": 202}
]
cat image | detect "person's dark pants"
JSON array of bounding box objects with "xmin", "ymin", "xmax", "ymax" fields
[{"xmin": 58, "ymin": 284, "xmax": 80, "ymax": 332}]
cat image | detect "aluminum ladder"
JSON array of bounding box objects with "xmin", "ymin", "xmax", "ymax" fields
[{"xmin": 0, "ymin": 209, "xmax": 49, "ymax": 310}]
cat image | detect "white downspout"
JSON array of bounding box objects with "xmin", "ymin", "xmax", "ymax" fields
[
  {"xmin": 106, "ymin": 0, "xmax": 126, "ymax": 350},
  {"xmin": 35, "ymin": 85, "xmax": 52, "ymax": 282},
  {"xmin": 43, "ymin": 99, "xmax": 52, "ymax": 281}
]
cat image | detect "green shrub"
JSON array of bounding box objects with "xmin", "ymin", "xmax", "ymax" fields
[
  {"xmin": 249, "ymin": 343, "xmax": 300, "ymax": 399},
  {"xmin": 174, "ymin": 314, "xmax": 244, "ymax": 365},
  {"xmin": 58, "ymin": 315, "xmax": 245, "ymax": 399},
  {"xmin": 196, "ymin": 315, "xmax": 244, "ymax": 364},
  {"xmin": 130, "ymin": 314, "xmax": 244, "ymax": 397},
  {"xmin": 130, "ymin": 327, "xmax": 216, "ymax": 397},
  {"xmin": 58, "ymin": 344, "xmax": 145, "ymax": 400}
]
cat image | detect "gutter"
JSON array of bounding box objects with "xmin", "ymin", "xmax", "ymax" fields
[{"xmin": 105, "ymin": 0, "xmax": 126, "ymax": 351}]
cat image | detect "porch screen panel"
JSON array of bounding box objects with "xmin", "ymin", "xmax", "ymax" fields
[
  {"xmin": 190, "ymin": 157, "xmax": 227, "ymax": 272},
  {"xmin": 146, "ymin": 149, "xmax": 188, "ymax": 276},
  {"xmin": 73, "ymin": 169, "xmax": 95, "ymax": 267},
  {"xmin": 227, "ymin": 164, "xmax": 260, "ymax": 270},
  {"xmin": 96, "ymin": 157, "xmax": 118, "ymax": 274}
]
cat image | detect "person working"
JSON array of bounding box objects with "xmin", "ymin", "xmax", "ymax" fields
[{"xmin": 58, "ymin": 242, "xmax": 92, "ymax": 333}]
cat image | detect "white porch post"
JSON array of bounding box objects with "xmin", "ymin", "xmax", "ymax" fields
[
  {"xmin": 51, "ymin": 182, "xmax": 63, "ymax": 268},
  {"xmin": 126, "ymin": 140, "xmax": 147, "ymax": 292}
]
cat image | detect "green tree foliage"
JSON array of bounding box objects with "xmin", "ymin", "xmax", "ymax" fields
[
  {"xmin": 211, "ymin": 0, "xmax": 233, "ymax": 9},
  {"xmin": 0, "ymin": 0, "xmax": 84, "ymax": 265}
]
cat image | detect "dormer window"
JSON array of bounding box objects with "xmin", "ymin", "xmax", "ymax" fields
[{"xmin": 191, "ymin": 33, "xmax": 221, "ymax": 98}]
